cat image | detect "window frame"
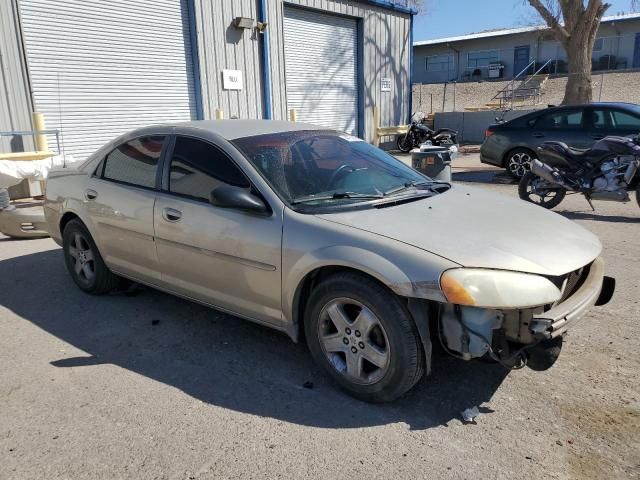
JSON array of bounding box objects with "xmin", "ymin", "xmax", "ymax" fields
[
  {"xmin": 94, "ymin": 135, "xmax": 168, "ymax": 191},
  {"xmin": 467, "ymin": 49, "xmax": 500, "ymax": 69},
  {"xmin": 609, "ymin": 108, "xmax": 640, "ymax": 130},
  {"xmin": 160, "ymin": 134, "xmax": 262, "ymax": 207},
  {"xmin": 425, "ymin": 54, "xmax": 454, "ymax": 73}
]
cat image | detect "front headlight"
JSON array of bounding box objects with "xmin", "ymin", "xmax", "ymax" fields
[{"xmin": 440, "ymin": 268, "xmax": 561, "ymax": 308}]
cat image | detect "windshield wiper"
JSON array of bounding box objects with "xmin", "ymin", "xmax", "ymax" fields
[
  {"xmin": 383, "ymin": 180, "xmax": 435, "ymax": 196},
  {"xmin": 291, "ymin": 191, "xmax": 384, "ymax": 205}
]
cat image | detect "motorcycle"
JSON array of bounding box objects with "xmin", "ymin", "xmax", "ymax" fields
[
  {"xmin": 396, "ymin": 112, "xmax": 458, "ymax": 153},
  {"xmin": 518, "ymin": 135, "xmax": 640, "ymax": 210}
]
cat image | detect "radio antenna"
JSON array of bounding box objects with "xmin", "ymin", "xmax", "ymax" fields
[{"xmin": 57, "ymin": 71, "xmax": 67, "ymax": 167}]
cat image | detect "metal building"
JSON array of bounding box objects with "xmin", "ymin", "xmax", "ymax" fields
[{"xmin": 1, "ymin": 0, "xmax": 415, "ymax": 160}]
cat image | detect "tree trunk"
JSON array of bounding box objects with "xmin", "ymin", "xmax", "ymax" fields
[{"xmin": 563, "ymin": 39, "xmax": 593, "ymax": 104}]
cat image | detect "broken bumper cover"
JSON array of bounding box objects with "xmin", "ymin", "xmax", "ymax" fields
[
  {"xmin": 530, "ymin": 257, "xmax": 611, "ymax": 339},
  {"xmin": 0, "ymin": 205, "xmax": 49, "ymax": 238}
]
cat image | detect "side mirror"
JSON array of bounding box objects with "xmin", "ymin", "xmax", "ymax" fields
[{"xmin": 210, "ymin": 186, "xmax": 268, "ymax": 214}]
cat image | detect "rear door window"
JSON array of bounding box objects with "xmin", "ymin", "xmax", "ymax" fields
[
  {"xmin": 532, "ymin": 110, "xmax": 583, "ymax": 130},
  {"xmin": 588, "ymin": 109, "xmax": 614, "ymax": 130},
  {"xmin": 167, "ymin": 136, "xmax": 249, "ymax": 202},
  {"xmin": 102, "ymin": 136, "xmax": 165, "ymax": 188}
]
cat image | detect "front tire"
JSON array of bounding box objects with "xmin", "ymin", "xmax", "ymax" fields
[
  {"xmin": 396, "ymin": 133, "xmax": 413, "ymax": 153},
  {"xmin": 62, "ymin": 219, "xmax": 120, "ymax": 294},
  {"xmin": 304, "ymin": 272, "xmax": 425, "ymax": 403},
  {"xmin": 506, "ymin": 148, "xmax": 536, "ymax": 179},
  {"xmin": 519, "ymin": 172, "xmax": 566, "ymax": 209}
]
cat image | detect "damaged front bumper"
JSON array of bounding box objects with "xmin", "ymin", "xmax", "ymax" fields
[
  {"xmin": 438, "ymin": 257, "xmax": 614, "ymax": 368},
  {"xmin": 529, "ymin": 257, "xmax": 613, "ymax": 339}
]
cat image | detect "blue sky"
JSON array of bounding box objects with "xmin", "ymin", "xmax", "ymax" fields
[{"xmin": 413, "ymin": 0, "xmax": 637, "ymax": 42}]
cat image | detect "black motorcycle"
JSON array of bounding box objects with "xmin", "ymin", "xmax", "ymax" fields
[
  {"xmin": 396, "ymin": 112, "xmax": 457, "ymax": 153},
  {"xmin": 519, "ymin": 135, "xmax": 640, "ymax": 210}
]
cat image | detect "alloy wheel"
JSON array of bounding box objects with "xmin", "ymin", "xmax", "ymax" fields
[
  {"xmin": 508, "ymin": 152, "xmax": 532, "ymax": 178},
  {"xmin": 68, "ymin": 232, "xmax": 96, "ymax": 282},
  {"xmin": 317, "ymin": 298, "xmax": 390, "ymax": 385}
]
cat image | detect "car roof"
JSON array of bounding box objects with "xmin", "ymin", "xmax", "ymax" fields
[
  {"xmin": 173, "ymin": 119, "xmax": 323, "ymax": 140},
  {"xmin": 539, "ymin": 102, "xmax": 639, "ymax": 112}
]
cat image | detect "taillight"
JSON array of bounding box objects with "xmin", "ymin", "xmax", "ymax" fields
[{"xmin": 484, "ymin": 129, "xmax": 494, "ymax": 138}]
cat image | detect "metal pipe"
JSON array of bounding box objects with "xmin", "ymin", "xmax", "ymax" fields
[
  {"xmin": 258, "ymin": 0, "xmax": 272, "ymax": 120},
  {"xmin": 32, "ymin": 112, "xmax": 48, "ymax": 152}
]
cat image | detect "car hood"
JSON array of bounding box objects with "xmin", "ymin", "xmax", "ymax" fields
[{"xmin": 316, "ymin": 185, "xmax": 602, "ymax": 276}]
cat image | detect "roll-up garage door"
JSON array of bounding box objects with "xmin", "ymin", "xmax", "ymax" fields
[
  {"xmin": 283, "ymin": 7, "xmax": 359, "ymax": 136},
  {"xmin": 19, "ymin": 0, "xmax": 197, "ymax": 160}
]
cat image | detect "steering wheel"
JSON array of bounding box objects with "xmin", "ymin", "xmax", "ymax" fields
[{"xmin": 327, "ymin": 164, "xmax": 356, "ymax": 189}]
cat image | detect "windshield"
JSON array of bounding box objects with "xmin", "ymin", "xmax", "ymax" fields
[{"xmin": 232, "ymin": 130, "xmax": 431, "ymax": 206}]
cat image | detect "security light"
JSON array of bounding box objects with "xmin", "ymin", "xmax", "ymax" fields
[{"xmin": 233, "ymin": 17, "xmax": 254, "ymax": 29}]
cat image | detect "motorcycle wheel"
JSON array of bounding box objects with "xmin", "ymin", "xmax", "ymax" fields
[
  {"xmin": 518, "ymin": 172, "xmax": 566, "ymax": 209},
  {"xmin": 396, "ymin": 134, "xmax": 413, "ymax": 153}
]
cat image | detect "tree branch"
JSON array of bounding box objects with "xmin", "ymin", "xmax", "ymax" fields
[{"xmin": 528, "ymin": 0, "xmax": 570, "ymax": 40}]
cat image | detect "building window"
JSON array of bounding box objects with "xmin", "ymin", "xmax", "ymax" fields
[
  {"xmin": 593, "ymin": 37, "xmax": 604, "ymax": 52},
  {"xmin": 425, "ymin": 54, "xmax": 454, "ymax": 72},
  {"xmin": 467, "ymin": 50, "xmax": 500, "ymax": 68}
]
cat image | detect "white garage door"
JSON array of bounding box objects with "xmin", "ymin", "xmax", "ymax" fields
[
  {"xmin": 283, "ymin": 7, "xmax": 358, "ymax": 135},
  {"xmin": 19, "ymin": 0, "xmax": 198, "ymax": 160}
]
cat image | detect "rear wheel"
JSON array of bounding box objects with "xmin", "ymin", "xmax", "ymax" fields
[
  {"xmin": 304, "ymin": 272, "xmax": 424, "ymax": 403},
  {"xmin": 62, "ymin": 219, "xmax": 120, "ymax": 294},
  {"xmin": 506, "ymin": 148, "xmax": 536, "ymax": 179},
  {"xmin": 519, "ymin": 172, "xmax": 566, "ymax": 209}
]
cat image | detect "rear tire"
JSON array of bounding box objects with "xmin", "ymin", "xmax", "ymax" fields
[
  {"xmin": 506, "ymin": 148, "xmax": 536, "ymax": 179},
  {"xmin": 62, "ymin": 219, "xmax": 120, "ymax": 294},
  {"xmin": 519, "ymin": 172, "xmax": 566, "ymax": 209},
  {"xmin": 304, "ymin": 272, "xmax": 425, "ymax": 403}
]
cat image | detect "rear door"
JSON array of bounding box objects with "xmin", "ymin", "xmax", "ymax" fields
[
  {"xmin": 153, "ymin": 135, "xmax": 283, "ymax": 326},
  {"xmin": 528, "ymin": 108, "xmax": 587, "ymax": 148},
  {"xmin": 87, "ymin": 135, "xmax": 166, "ymax": 283}
]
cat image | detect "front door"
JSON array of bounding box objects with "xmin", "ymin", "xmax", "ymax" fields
[
  {"xmin": 513, "ymin": 45, "xmax": 530, "ymax": 77},
  {"xmin": 633, "ymin": 33, "xmax": 640, "ymax": 68},
  {"xmin": 87, "ymin": 135, "xmax": 165, "ymax": 284},
  {"xmin": 153, "ymin": 136, "xmax": 283, "ymax": 326}
]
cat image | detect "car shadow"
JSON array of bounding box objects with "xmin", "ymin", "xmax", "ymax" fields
[
  {"xmin": 0, "ymin": 248, "xmax": 509, "ymax": 430},
  {"xmin": 452, "ymin": 171, "xmax": 516, "ymax": 185},
  {"xmin": 558, "ymin": 210, "xmax": 640, "ymax": 223}
]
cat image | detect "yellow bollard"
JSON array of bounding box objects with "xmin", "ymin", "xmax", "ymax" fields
[
  {"xmin": 32, "ymin": 112, "xmax": 49, "ymax": 153},
  {"xmin": 289, "ymin": 109, "xmax": 297, "ymax": 122},
  {"xmin": 215, "ymin": 109, "xmax": 224, "ymax": 120}
]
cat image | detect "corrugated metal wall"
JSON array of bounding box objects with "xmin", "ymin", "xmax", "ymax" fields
[
  {"xmin": 0, "ymin": 0, "xmax": 33, "ymax": 153},
  {"xmin": 193, "ymin": 0, "xmax": 411, "ymax": 141},
  {"xmin": 265, "ymin": 0, "xmax": 411, "ymax": 141},
  {"xmin": 193, "ymin": 0, "xmax": 264, "ymax": 120}
]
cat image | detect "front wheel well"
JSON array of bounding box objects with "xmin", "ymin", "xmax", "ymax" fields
[
  {"xmin": 59, "ymin": 212, "xmax": 80, "ymax": 235},
  {"xmin": 292, "ymin": 266, "xmax": 394, "ymax": 342}
]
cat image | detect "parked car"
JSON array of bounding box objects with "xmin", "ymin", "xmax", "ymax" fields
[
  {"xmin": 44, "ymin": 120, "xmax": 614, "ymax": 402},
  {"xmin": 481, "ymin": 102, "xmax": 640, "ymax": 178}
]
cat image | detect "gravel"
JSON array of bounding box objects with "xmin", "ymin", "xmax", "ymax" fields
[{"xmin": 0, "ymin": 164, "xmax": 638, "ymax": 480}]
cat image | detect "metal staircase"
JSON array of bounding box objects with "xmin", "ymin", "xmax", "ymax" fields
[{"xmin": 465, "ymin": 59, "xmax": 552, "ymax": 112}]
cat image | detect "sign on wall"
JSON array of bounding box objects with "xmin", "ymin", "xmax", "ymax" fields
[
  {"xmin": 222, "ymin": 70, "xmax": 243, "ymax": 90},
  {"xmin": 381, "ymin": 78, "xmax": 391, "ymax": 92}
]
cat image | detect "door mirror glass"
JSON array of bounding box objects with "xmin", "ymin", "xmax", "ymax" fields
[{"xmin": 210, "ymin": 186, "xmax": 268, "ymax": 214}]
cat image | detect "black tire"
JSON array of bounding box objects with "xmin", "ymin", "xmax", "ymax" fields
[
  {"xmin": 396, "ymin": 133, "xmax": 413, "ymax": 153},
  {"xmin": 636, "ymin": 183, "xmax": 640, "ymax": 208},
  {"xmin": 505, "ymin": 148, "xmax": 536, "ymax": 179},
  {"xmin": 62, "ymin": 219, "xmax": 120, "ymax": 294},
  {"xmin": 518, "ymin": 172, "xmax": 566, "ymax": 209},
  {"xmin": 304, "ymin": 272, "xmax": 425, "ymax": 403}
]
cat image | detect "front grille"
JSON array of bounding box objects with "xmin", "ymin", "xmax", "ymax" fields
[{"xmin": 556, "ymin": 263, "xmax": 592, "ymax": 304}]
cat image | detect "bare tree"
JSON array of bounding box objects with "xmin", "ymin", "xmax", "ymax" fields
[{"xmin": 528, "ymin": 0, "xmax": 610, "ymax": 104}]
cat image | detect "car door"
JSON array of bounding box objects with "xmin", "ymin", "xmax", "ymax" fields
[
  {"xmin": 86, "ymin": 135, "xmax": 165, "ymax": 284},
  {"xmin": 592, "ymin": 107, "xmax": 640, "ymax": 139},
  {"xmin": 529, "ymin": 108, "xmax": 588, "ymax": 148},
  {"xmin": 153, "ymin": 135, "xmax": 283, "ymax": 326}
]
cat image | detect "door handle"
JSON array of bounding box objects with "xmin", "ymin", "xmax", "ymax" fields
[
  {"xmin": 84, "ymin": 189, "xmax": 98, "ymax": 200},
  {"xmin": 532, "ymin": 132, "xmax": 545, "ymax": 138},
  {"xmin": 162, "ymin": 207, "xmax": 182, "ymax": 222}
]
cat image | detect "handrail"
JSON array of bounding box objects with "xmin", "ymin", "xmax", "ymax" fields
[{"xmin": 493, "ymin": 59, "xmax": 553, "ymax": 109}]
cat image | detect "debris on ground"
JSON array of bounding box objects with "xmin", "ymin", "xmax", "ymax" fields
[{"xmin": 461, "ymin": 406, "xmax": 480, "ymax": 423}]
